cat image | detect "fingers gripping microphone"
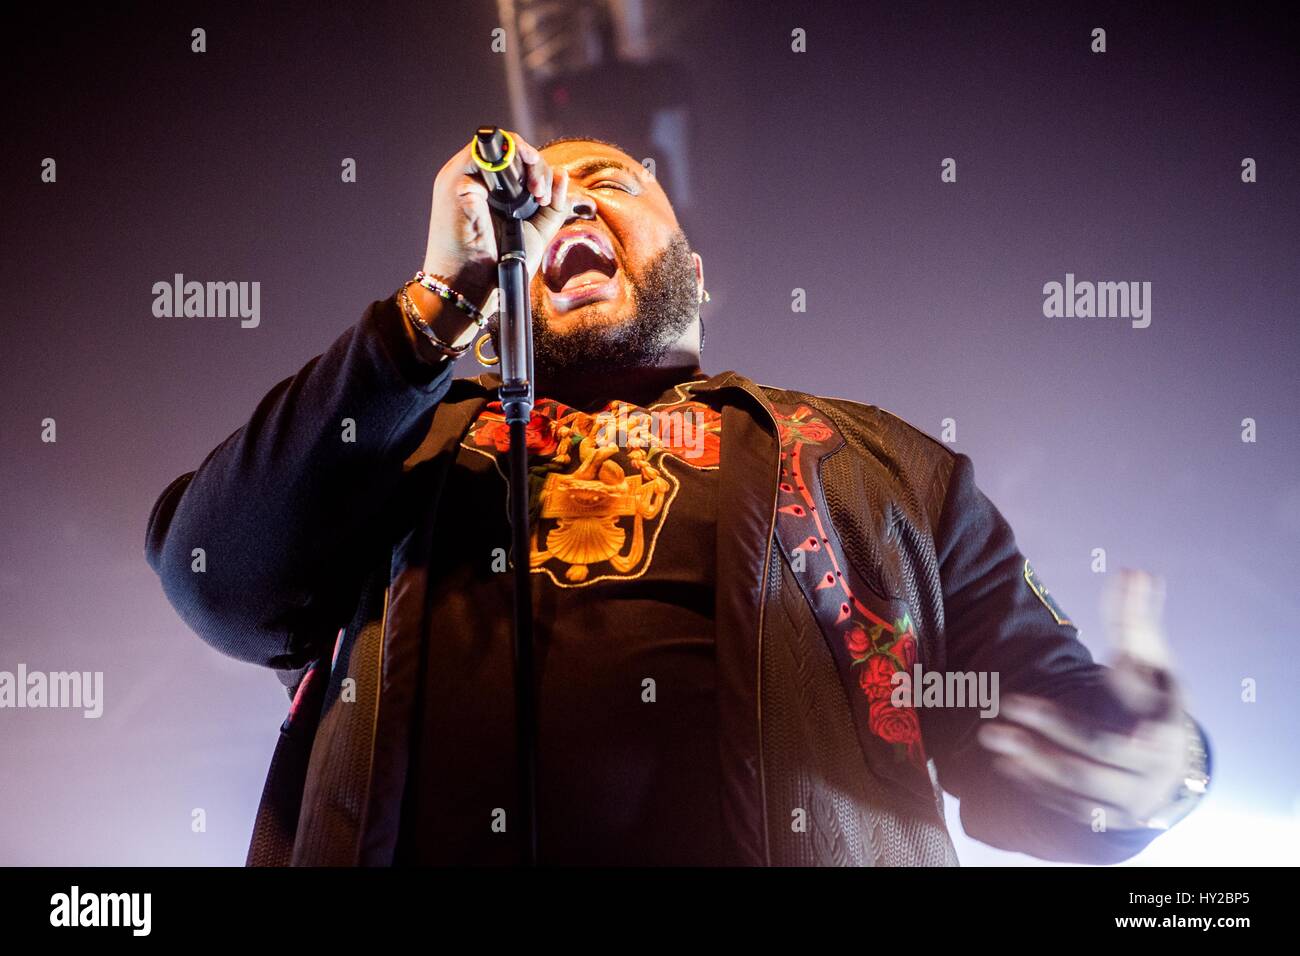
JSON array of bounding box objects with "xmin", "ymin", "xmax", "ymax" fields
[
  {"xmin": 471, "ymin": 125, "xmax": 534, "ymax": 418},
  {"xmin": 472, "ymin": 127, "xmax": 539, "ymax": 220},
  {"xmin": 469, "ymin": 125, "xmax": 534, "ymax": 415}
]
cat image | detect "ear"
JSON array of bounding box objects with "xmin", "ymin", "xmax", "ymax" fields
[{"xmin": 692, "ymin": 252, "xmax": 705, "ymax": 304}]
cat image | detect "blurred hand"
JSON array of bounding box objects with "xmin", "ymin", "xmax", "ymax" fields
[{"xmin": 978, "ymin": 569, "xmax": 1193, "ymax": 830}]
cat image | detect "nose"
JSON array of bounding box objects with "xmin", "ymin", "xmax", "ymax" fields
[{"xmin": 567, "ymin": 192, "xmax": 597, "ymax": 222}]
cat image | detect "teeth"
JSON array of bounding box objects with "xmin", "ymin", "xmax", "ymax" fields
[
  {"xmin": 554, "ymin": 235, "xmax": 610, "ymax": 270},
  {"xmin": 545, "ymin": 231, "xmax": 616, "ymax": 294}
]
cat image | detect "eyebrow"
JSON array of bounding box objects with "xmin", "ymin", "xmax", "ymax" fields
[{"xmin": 566, "ymin": 158, "xmax": 637, "ymax": 181}]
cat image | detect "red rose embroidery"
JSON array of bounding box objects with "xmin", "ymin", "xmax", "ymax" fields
[
  {"xmin": 847, "ymin": 615, "xmax": 927, "ymax": 763},
  {"xmin": 845, "ymin": 625, "xmax": 871, "ymax": 659},
  {"xmin": 472, "ymin": 417, "xmax": 509, "ymax": 452},
  {"xmin": 776, "ymin": 405, "xmax": 834, "ymax": 446},
  {"xmin": 472, "ymin": 407, "xmax": 559, "ymax": 457},
  {"xmin": 657, "ymin": 404, "xmax": 722, "ymax": 467},
  {"xmin": 868, "ymin": 698, "xmax": 921, "ymax": 746},
  {"xmin": 795, "ymin": 419, "xmax": 833, "ymax": 445},
  {"xmin": 891, "ymin": 631, "xmax": 917, "ymax": 670},
  {"xmin": 858, "ymin": 654, "xmax": 897, "ymax": 702}
]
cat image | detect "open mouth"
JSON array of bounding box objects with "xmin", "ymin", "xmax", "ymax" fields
[{"xmin": 541, "ymin": 227, "xmax": 621, "ymax": 310}]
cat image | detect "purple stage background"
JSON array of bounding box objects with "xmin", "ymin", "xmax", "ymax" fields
[{"xmin": 2, "ymin": 2, "xmax": 1296, "ymax": 865}]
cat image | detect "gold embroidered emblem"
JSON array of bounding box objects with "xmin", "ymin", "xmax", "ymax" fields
[
  {"xmin": 531, "ymin": 431, "xmax": 670, "ymax": 582},
  {"xmin": 462, "ymin": 384, "xmax": 721, "ymax": 587}
]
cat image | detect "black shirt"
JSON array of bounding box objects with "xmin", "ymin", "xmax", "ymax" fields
[{"xmin": 397, "ymin": 376, "xmax": 728, "ymax": 864}]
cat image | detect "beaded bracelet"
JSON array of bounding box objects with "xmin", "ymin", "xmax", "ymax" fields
[
  {"xmin": 397, "ymin": 281, "xmax": 473, "ymax": 359},
  {"xmin": 413, "ymin": 270, "xmax": 488, "ymax": 326}
]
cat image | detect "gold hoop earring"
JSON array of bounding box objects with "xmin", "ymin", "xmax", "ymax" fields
[{"xmin": 475, "ymin": 332, "xmax": 500, "ymax": 366}]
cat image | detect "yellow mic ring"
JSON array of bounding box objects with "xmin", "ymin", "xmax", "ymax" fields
[{"xmin": 472, "ymin": 130, "xmax": 516, "ymax": 173}]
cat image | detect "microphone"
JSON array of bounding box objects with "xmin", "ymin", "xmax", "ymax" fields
[
  {"xmin": 471, "ymin": 123, "xmax": 541, "ymax": 865},
  {"xmin": 471, "ymin": 126, "xmax": 539, "ymax": 221}
]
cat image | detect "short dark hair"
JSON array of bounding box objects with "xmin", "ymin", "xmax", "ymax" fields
[{"xmin": 539, "ymin": 135, "xmax": 634, "ymax": 157}]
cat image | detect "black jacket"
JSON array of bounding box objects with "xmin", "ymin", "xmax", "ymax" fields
[{"xmin": 146, "ymin": 293, "xmax": 1189, "ymax": 865}]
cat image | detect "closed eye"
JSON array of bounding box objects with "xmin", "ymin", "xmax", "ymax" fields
[{"xmin": 592, "ymin": 179, "xmax": 633, "ymax": 193}]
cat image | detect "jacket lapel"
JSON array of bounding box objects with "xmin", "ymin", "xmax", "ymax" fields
[
  {"xmin": 694, "ymin": 373, "xmax": 937, "ymax": 810},
  {"xmin": 355, "ymin": 372, "xmax": 496, "ymax": 864},
  {"xmin": 686, "ymin": 372, "xmax": 779, "ymax": 865},
  {"xmin": 761, "ymin": 399, "xmax": 936, "ymax": 803}
]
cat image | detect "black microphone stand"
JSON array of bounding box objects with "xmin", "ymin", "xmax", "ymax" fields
[
  {"xmin": 499, "ymin": 216, "xmax": 539, "ymax": 868},
  {"xmin": 476, "ymin": 128, "xmax": 540, "ymax": 866}
]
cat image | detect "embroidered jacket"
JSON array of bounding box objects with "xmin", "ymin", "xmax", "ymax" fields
[{"xmin": 145, "ymin": 295, "xmax": 1174, "ymax": 866}]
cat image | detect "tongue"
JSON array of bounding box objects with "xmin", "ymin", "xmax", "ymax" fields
[{"xmin": 560, "ymin": 269, "xmax": 611, "ymax": 292}]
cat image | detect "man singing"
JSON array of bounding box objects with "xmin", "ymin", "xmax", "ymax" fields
[{"xmin": 145, "ymin": 132, "xmax": 1210, "ymax": 866}]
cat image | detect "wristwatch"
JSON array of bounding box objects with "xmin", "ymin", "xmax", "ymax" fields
[{"xmin": 1141, "ymin": 714, "xmax": 1211, "ymax": 830}]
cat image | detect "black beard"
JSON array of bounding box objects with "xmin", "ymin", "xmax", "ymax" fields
[{"xmin": 529, "ymin": 229, "xmax": 699, "ymax": 383}]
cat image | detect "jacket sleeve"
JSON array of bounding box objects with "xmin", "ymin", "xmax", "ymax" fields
[
  {"xmin": 145, "ymin": 293, "xmax": 456, "ymax": 685},
  {"xmin": 920, "ymin": 451, "xmax": 1165, "ymax": 864}
]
